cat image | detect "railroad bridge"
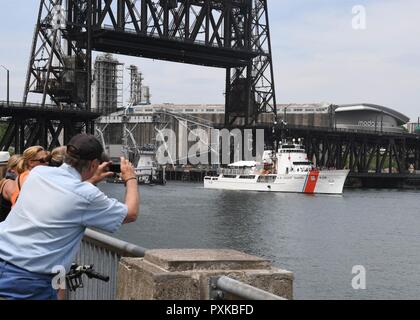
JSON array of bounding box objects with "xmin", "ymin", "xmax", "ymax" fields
[
  {"xmin": 2, "ymin": 0, "xmax": 276, "ymax": 152},
  {"xmin": 1, "ymin": 0, "xmax": 419, "ymax": 187}
]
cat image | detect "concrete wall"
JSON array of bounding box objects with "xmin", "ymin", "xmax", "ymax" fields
[{"xmin": 116, "ymin": 249, "xmax": 293, "ymax": 300}]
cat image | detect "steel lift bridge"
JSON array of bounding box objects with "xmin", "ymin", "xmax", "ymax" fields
[{"xmin": 0, "ymin": 0, "xmax": 277, "ymax": 152}]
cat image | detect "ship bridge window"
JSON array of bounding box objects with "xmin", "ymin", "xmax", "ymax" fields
[
  {"xmin": 293, "ymin": 162, "xmax": 312, "ymax": 165},
  {"xmin": 223, "ymin": 175, "xmax": 237, "ymax": 179}
]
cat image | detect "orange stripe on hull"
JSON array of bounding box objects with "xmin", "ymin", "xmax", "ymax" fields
[{"xmin": 304, "ymin": 171, "xmax": 319, "ymax": 194}]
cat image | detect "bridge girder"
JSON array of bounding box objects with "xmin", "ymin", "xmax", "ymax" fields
[
  {"xmin": 0, "ymin": 102, "xmax": 98, "ymax": 152},
  {"xmin": 266, "ymin": 125, "xmax": 420, "ymax": 175}
]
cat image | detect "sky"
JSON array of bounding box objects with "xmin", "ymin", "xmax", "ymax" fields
[{"xmin": 0, "ymin": 0, "xmax": 419, "ymax": 121}]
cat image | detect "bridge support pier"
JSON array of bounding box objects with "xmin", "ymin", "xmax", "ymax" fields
[{"xmin": 116, "ymin": 249, "xmax": 293, "ymax": 300}]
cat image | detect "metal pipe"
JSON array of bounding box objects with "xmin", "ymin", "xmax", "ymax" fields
[
  {"xmin": 84, "ymin": 228, "xmax": 147, "ymax": 257},
  {"xmin": 215, "ymin": 276, "xmax": 286, "ymax": 300}
]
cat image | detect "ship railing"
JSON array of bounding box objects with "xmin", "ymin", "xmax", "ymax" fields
[
  {"xmin": 66, "ymin": 229, "xmax": 286, "ymax": 300},
  {"xmin": 65, "ymin": 229, "xmax": 146, "ymax": 300}
]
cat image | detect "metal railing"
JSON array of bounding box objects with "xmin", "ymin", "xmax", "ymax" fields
[
  {"xmin": 67, "ymin": 229, "xmax": 286, "ymax": 301},
  {"xmin": 209, "ymin": 276, "xmax": 287, "ymax": 300},
  {"xmin": 66, "ymin": 229, "xmax": 146, "ymax": 300}
]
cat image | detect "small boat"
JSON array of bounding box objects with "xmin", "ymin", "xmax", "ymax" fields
[
  {"xmin": 204, "ymin": 139, "xmax": 349, "ymax": 194},
  {"xmin": 135, "ymin": 149, "xmax": 166, "ymax": 185}
]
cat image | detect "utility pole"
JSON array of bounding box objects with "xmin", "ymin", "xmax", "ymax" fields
[{"xmin": 1, "ymin": 65, "xmax": 9, "ymax": 106}]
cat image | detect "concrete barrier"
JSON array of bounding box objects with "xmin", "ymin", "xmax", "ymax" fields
[{"xmin": 116, "ymin": 249, "xmax": 293, "ymax": 300}]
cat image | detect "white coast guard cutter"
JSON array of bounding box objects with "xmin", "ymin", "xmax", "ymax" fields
[{"xmin": 204, "ymin": 139, "xmax": 349, "ymax": 194}]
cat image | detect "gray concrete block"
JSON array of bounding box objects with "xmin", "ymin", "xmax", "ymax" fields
[{"xmin": 116, "ymin": 249, "xmax": 293, "ymax": 300}]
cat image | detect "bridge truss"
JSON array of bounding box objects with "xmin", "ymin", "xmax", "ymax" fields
[{"xmin": 23, "ymin": 0, "xmax": 277, "ymax": 126}]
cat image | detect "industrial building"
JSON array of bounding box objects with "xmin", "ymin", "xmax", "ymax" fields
[
  {"xmin": 91, "ymin": 55, "xmax": 152, "ymax": 115},
  {"xmin": 127, "ymin": 65, "xmax": 151, "ymax": 105},
  {"xmin": 276, "ymin": 103, "xmax": 334, "ymax": 127},
  {"xmin": 91, "ymin": 53, "xmax": 123, "ymax": 115},
  {"xmin": 334, "ymin": 104, "xmax": 410, "ymax": 133}
]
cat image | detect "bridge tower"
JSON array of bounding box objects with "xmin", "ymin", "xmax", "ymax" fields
[
  {"xmin": 23, "ymin": 0, "xmax": 92, "ymax": 110},
  {"xmin": 0, "ymin": 0, "xmax": 97, "ymax": 153},
  {"xmin": 23, "ymin": 0, "xmax": 277, "ymax": 125},
  {"xmin": 225, "ymin": 0, "xmax": 277, "ymax": 126}
]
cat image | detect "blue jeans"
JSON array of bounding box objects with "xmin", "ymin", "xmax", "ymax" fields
[{"xmin": 0, "ymin": 259, "xmax": 57, "ymax": 300}]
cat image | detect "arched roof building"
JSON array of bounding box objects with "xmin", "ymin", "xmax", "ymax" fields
[{"xmin": 334, "ymin": 103, "xmax": 409, "ymax": 133}]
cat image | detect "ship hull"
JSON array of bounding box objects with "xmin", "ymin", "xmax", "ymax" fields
[{"xmin": 204, "ymin": 170, "xmax": 349, "ymax": 195}]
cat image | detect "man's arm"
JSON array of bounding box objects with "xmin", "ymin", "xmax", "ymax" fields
[{"xmin": 120, "ymin": 157, "xmax": 139, "ymax": 224}]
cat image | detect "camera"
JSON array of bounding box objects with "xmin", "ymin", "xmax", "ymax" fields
[{"xmin": 109, "ymin": 163, "xmax": 121, "ymax": 173}]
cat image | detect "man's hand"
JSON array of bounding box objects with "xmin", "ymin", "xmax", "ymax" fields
[
  {"xmin": 120, "ymin": 157, "xmax": 136, "ymax": 182},
  {"xmin": 87, "ymin": 161, "xmax": 114, "ymax": 185}
]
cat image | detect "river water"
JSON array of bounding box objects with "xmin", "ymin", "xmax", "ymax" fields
[{"xmin": 99, "ymin": 182, "xmax": 420, "ymax": 300}]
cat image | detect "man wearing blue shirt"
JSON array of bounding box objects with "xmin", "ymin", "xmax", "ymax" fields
[{"xmin": 0, "ymin": 134, "xmax": 139, "ymax": 300}]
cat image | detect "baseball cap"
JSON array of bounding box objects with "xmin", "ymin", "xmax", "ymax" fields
[{"xmin": 67, "ymin": 134, "xmax": 108, "ymax": 162}]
